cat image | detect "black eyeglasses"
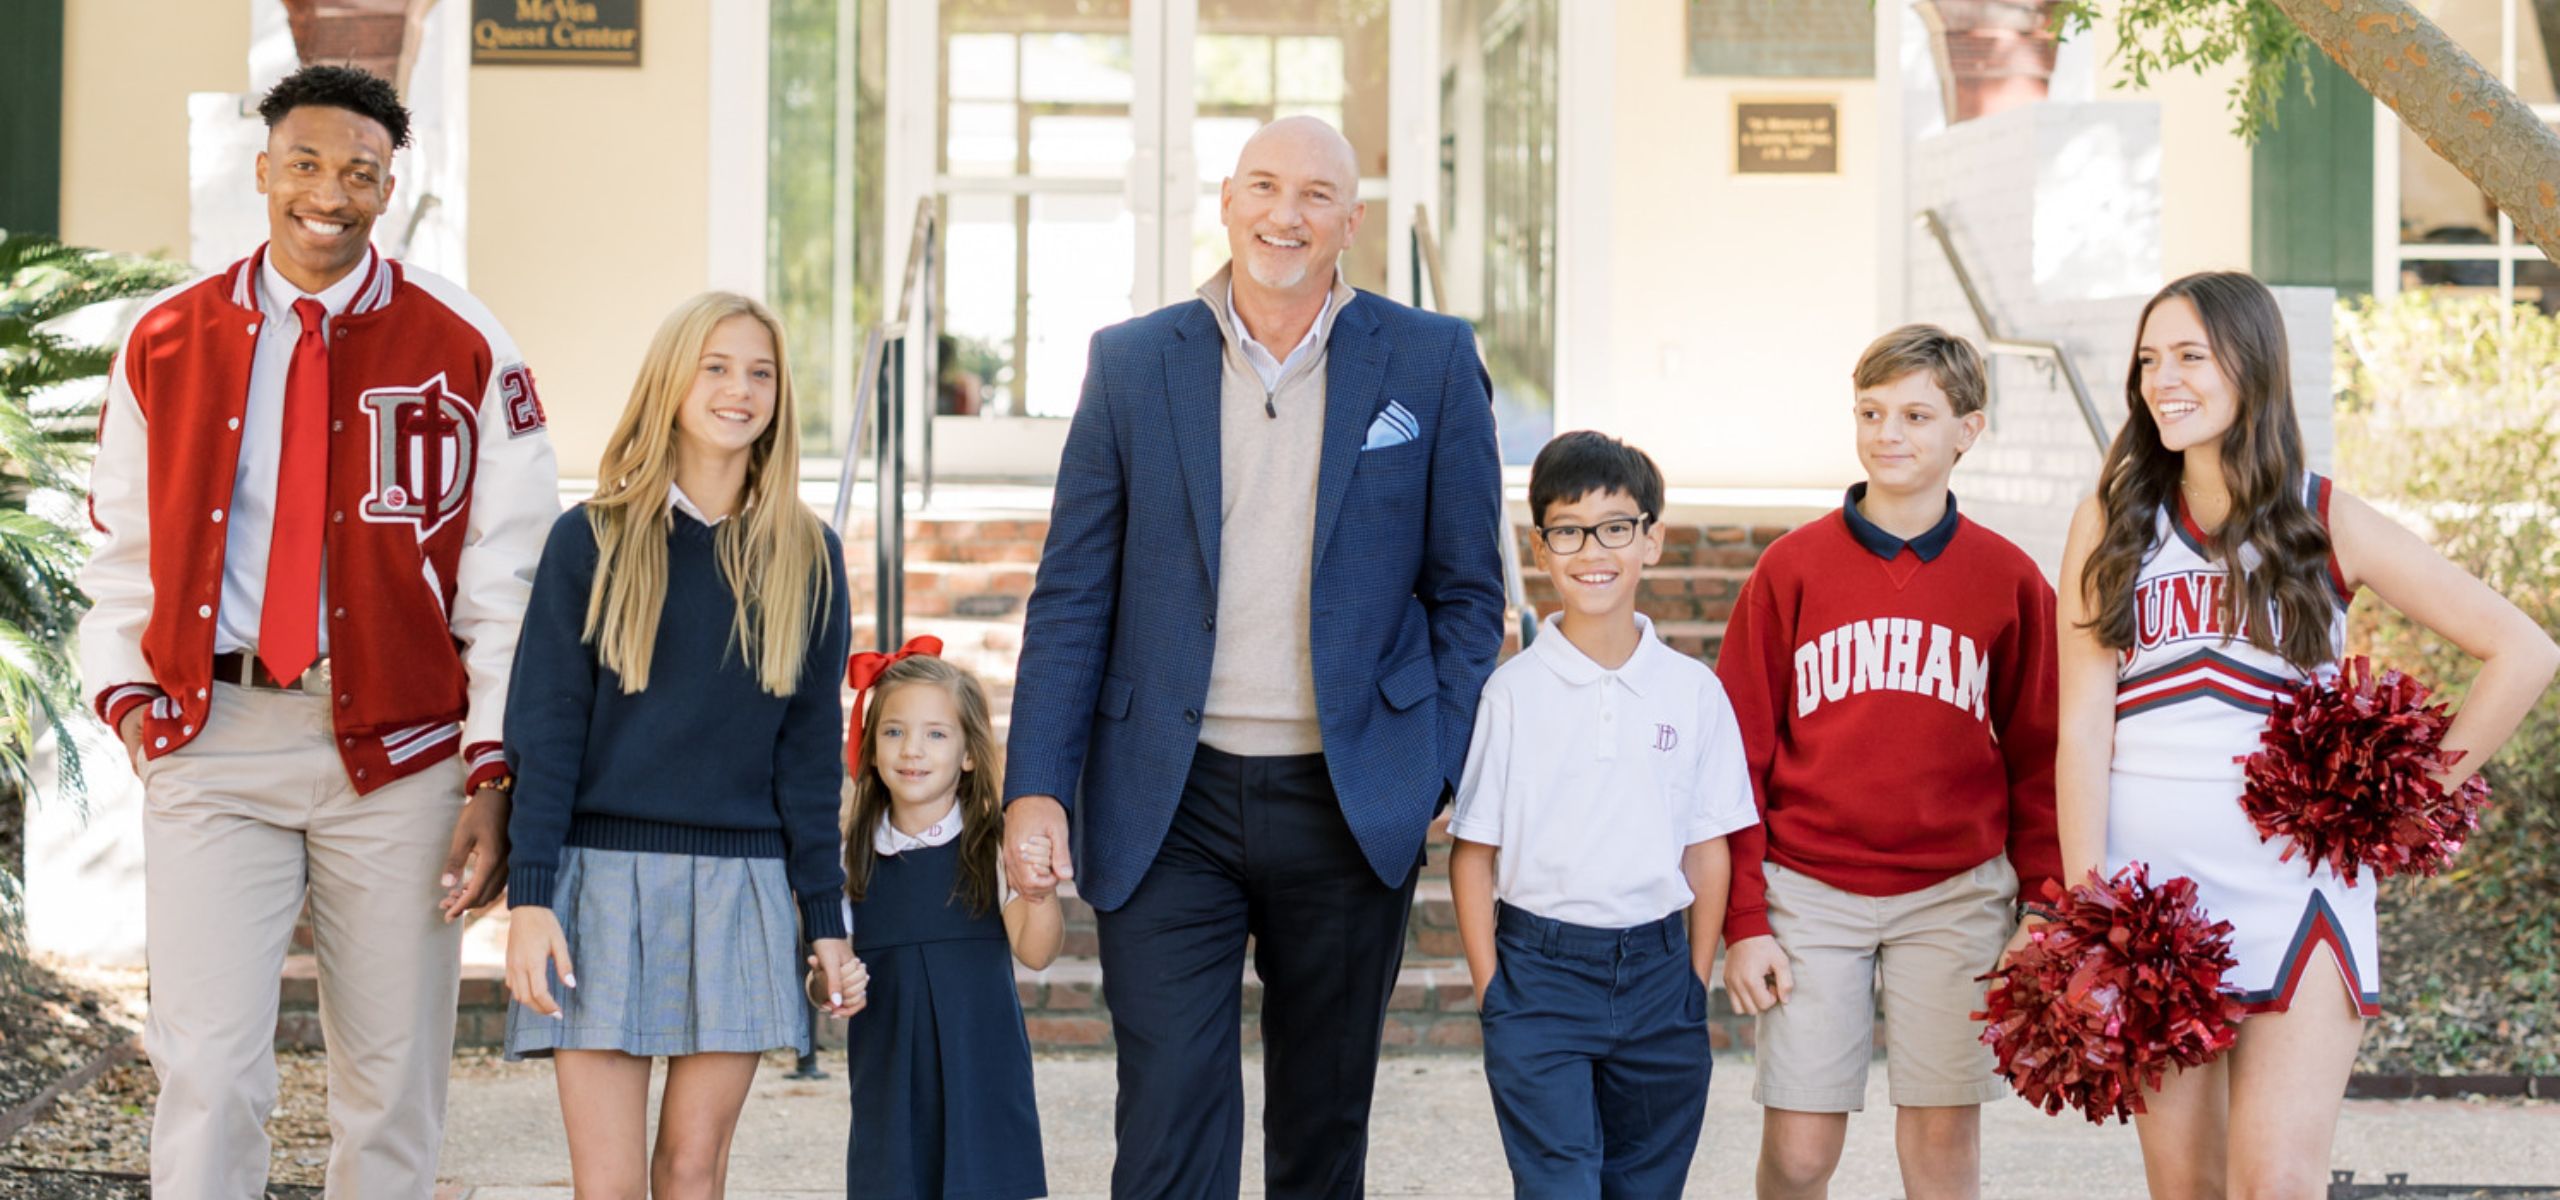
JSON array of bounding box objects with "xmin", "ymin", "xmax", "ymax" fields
[{"xmin": 1535, "ymin": 515, "xmax": 1653, "ymax": 555}]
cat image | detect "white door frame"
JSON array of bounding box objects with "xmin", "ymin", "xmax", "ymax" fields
[{"xmin": 879, "ymin": 0, "xmax": 1442, "ymax": 480}]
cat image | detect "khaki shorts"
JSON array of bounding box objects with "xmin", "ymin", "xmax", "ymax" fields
[{"xmin": 1752, "ymin": 855, "xmax": 2017, "ymax": 1112}]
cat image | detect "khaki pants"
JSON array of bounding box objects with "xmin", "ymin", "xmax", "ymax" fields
[{"xmin": 140, "ymin": 682, "xmax": 464, "ymax": 1199}]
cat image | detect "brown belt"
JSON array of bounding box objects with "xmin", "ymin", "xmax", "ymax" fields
[{"xmin": 210, "ymin": 651, "xmax": 331, "ymax": 692}]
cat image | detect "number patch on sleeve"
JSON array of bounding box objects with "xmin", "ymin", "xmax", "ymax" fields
[{"xmin": 501, "ymin": 364, "xmax": 546, "ymax": 438}]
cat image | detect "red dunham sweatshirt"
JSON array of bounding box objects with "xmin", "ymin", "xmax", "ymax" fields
[{"xmin": 1715, "ymin": 487, "xmax": 2062, "ymax": 943}]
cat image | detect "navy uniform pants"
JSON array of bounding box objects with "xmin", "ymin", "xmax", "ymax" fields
[
  {"xmin": 1479, "ymin": 903, "xmax": 1714, "ymax": 1199},
  {"xmin": 1095, "ymin": 745, "xmax": 1419, "ymax": 1199}
]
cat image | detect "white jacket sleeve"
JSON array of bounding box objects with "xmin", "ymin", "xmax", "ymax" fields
[
  {"xmin": 437, "ymin": 290, "xmax": 563, "ymax": 778},
  {"xmin": 76, "ymin": 339, "xmax": 163, "ymax": 726}
]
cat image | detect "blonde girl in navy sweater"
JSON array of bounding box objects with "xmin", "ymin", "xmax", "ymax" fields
[
  {"xmin": 502, "ymin": 291, "xmax": 859, "ymax": 1198},
  {"xmin": 827, "ymin": 649, "xmax": 1060, "ymax": 1199}
]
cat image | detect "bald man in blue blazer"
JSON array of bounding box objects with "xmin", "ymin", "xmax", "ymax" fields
[{"xmin": 1000, "ymin": 117, "xmax": 1504, "ymax": 1198}]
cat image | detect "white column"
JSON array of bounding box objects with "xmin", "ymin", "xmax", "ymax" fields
[
  {"xmin": 1386, "ymin": 0, "xmax": 1442, "ymax": 308},
  {"xmin": 708, "ymin": 0, "xmax": 772, "ymax": 296},
  {"xmin": 1553, "ymin": 0, "xmax": 1613, "ymax": 434}
]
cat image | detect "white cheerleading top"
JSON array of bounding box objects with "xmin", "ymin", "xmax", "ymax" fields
[{"xmin": 2111, "ymin": 474, "xmax": 2352, "ymax": 782}]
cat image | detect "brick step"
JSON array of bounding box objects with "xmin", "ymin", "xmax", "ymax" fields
[
  {"xmin": 837, "ymin": 517, "xmax": 1050, "ymax": 565},
  {"xmin": 845, "ymin": 615, "xmax": 1025, "ymax": 681},
  {"xmin": 1650, "ymin": 620, "xmax": 1728, "ymax": 660},
  {"xmin": 849, "ymin": 560, "xmax": 1040, "ymax": 620}
]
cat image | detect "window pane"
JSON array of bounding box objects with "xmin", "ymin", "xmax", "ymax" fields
[
  {"xmin": 947, "ymin": 33, "xmax": 1015, "ymax": 101},
  {"xmin": 2399, "ymin": 130, "xmax": 2496, "ymax": 250},
  {"xmin": 1196, "ymin": 34, "xmax": 1272, "ymax": 105},
  {"xmin": 1027, "ymin": 113, "xmax": 1132, "ymax": 179},
  {"xmin": 1445, "ymin": 0, "xmax": 1559, "ymax": 463},
  {"xmin": 1275, "ymin": 36, "xmax": 1342, "ymax": 102},
  {"xmin": 1193, "ymin": 115, "xmax": 1260, "ymax": 185},
  {"xmin": 1024, "ymin": 192, "xmax": 1134, "ymax": 417},
  {"xmin": 942, "ymin": 192, "xmax": 1021, "ymax": 415},
  {"xmin": 1019, "ymin": 33, "xmax": 1133, "ymax": 104},
  {"xmin": 2523, "ymin": 1, "xmax": 2557, "ymax": 106},
  {"xmin": 946, "ymin": 100, "xmax": 1018, "ymax": 176}
]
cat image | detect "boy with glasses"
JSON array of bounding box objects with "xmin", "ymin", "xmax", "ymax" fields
[
  {"xmin": 1449, "ymin": 430, "xmax": 1759, "ymax": 1196},
  {"xmin": 1715, "ymin": 325, "xmax": 2061, "ymax": 1200}
]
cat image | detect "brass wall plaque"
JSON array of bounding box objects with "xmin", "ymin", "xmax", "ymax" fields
[
  {"xmin": 1735, "ymin": 102, "xmax": 1838, "ymax": 175},
  {"xmin": 472, "ymin": 0, "xmax": 641, "ymax": 66}
]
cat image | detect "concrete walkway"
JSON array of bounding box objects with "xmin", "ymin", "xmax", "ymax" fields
[{"xmin": 435, "ymin": 1051, "xmax": 2560, "ymax": 1198}]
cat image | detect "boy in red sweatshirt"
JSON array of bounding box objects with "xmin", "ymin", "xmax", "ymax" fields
[{"xmin": 1716, "ymin": 325, "xmax": 2061, "ymax": 1200}]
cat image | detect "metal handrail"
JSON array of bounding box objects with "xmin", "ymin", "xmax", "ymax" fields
[
  {"xmin": 1409, "ymin": 205, "xmax": 1538, "ymax": 651},
  {"xmin": 829, "ymin": 197, "xmax": 942, "ymax": 651},
  {"xmin": 1915, "ymin": 208, "xmax": 2111, "ymax": 453}
]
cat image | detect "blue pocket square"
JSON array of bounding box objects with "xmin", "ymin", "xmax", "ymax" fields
[{"xmin": 1361, "ymin": 401, "xmax": 1420, "ymax": 451}]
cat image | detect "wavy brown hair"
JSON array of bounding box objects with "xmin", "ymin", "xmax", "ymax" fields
[
  {"xmin": 2082, "ymin": 272, "xmax": 2338, "ymax": 670},
  {"xmin": 841, "ymin": 656, "xmax": 1006, "ymax": 916}
]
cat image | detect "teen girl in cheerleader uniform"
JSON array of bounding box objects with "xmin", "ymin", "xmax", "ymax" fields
[{"xmin": 2055, "ymin": 271, "xmax": 2556, "ymax": 1197}]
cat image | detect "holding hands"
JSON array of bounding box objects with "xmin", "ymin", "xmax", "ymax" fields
[
  {"xmin": 1002, "ymin": 795, "xmax": 1074, "ymax": 901},
  {"xmin": 805, "ymin": 939, "xmax": 867, "ymax": 1018}
]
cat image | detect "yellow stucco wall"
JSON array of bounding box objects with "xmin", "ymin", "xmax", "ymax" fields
[
  {"xmin": 1604, "ymin": 0, "xmax": 1873, "ymax": 489},
  {"xmin": 2090, "ymin": 16, "xmax": 2256, "ymax": 279},
  {"xmin": 56, "ymin": 1, "xmax": 713, "ymax": 476},
  {"xmin": 468, "ymin": 0, "xmax": 710, "ymax": 476},
  {"xmin": 59, "ymin": 1, "xmax": 250, "ymax": 259}
]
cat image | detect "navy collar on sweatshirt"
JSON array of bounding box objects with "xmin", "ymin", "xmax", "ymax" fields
[{"xmin": 1840, "ymin": 483, "xmax": 1960, "ymax": 562}]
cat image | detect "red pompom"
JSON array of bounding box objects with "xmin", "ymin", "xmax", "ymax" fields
[
  {"xmin": 1977, "ymin": 864, "xmax": 2245, "ymax": 1124},
  {"xmin": 2237, "ymin": 656, "xmax": 2491, "ymax": 883}
]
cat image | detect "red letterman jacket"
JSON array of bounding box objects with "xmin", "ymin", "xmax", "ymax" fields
[{"xmin": 77, "ymin": 246, "xmax": 562, "ymax": 794}]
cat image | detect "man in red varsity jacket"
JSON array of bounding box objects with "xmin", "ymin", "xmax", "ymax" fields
[
  {"xmin": 1715, "ymin": 326, "xmax": 2060, "ymax": 1200},
  {"xmin": 74, "ymin": 67, "xmax": 560, "ymax": 1199}
]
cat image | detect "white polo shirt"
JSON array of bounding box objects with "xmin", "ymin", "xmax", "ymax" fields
[{"xmin": 1448, "ymin": 613, "xmax": 1760, "ymax": 928}]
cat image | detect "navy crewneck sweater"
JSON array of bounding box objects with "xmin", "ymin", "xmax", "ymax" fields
[{"xmin": 504, "ymin": 505, "xmax": 851, "ymax": 940}]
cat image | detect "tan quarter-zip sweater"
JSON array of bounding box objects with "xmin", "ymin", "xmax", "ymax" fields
[{"xmin": 1196, "ymin": 263, "xmax": 1356, "ymax": 756}]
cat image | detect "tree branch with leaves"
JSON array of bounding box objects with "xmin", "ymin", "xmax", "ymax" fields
[{"xmin": 2067, "ymin": 0, "xmax": 2560, "ymax": 263}]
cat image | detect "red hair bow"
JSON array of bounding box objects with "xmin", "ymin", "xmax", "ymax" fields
[{"xmin": 845, "ymin": 635, "xmax": 945, "ymax": 774}]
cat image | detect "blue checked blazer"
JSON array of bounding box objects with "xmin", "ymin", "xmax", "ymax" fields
[{"xmin": 1003, "ymin": 289, "xmax": 1507, "ymax": 912}]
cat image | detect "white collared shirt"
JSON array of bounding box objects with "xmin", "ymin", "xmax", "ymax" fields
[
  {"xmin": 853, "ymin": 801, "xmax": 1017, "ymax": 921},
  {"xmin": 1448, "ymin": 613, "xmax": 1761, "ymax": 928},
  {"xmin": 213, "ymin": 248, "xmax": 376, "ymax": 656},
  {"xmin": 1225, "ymin": 279, "xmax": 1336, "ymax": 393},
  {"xmin": 667, "ymin": 481, "xmax": 729, "ymax": 526},
  {"xmin": 873, "ymin": 798, "xmax": 964, "ymax": 856}
]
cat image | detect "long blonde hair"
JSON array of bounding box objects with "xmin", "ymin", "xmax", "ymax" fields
[
  {"xmin": 583, "ymin": 291, "xmax": 834, "ymax": 695},
  {"xmin": 842, "ymin": 657, "xmax": 1007, "ymax": 916}
]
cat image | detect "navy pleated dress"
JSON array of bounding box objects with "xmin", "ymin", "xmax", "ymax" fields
[{"xmin": 844, "ymin": 839, "xmax": 1046, "ymax": 1200}]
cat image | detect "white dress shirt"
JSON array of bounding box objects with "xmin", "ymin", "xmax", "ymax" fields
[
  {"xmin": 1225, "ymin": 278, "xmax": 1337, "ymax": 393},
  {"xmin": 668, "ymin": 481, "xmax": 730, "ymax": 526},
  {"xmin": 840, "ymin": 800, "xmax": 1015, "ymax": 931},
  {"xmin": 213, "ymin": 249, "xmax": 374, "ymax": 656}
]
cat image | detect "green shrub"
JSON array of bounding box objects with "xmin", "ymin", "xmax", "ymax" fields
[
  {"xmin": 2335, "ymin": 290, "xmax": 2560, "ymax": 1071},
  {"xmin": 0, "ymin": 232, "xmax": 188, "ymax": 986}
]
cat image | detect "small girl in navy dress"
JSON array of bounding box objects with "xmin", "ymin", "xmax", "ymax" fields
[{"xmin": 821, "ymin": 645, "xmax": 1061, "ymax": 1200}]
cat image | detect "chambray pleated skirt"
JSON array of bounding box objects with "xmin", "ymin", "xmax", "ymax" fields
[{"xmin": 504, "ymin": 846, "xmax": 811, "ymax": 1060}]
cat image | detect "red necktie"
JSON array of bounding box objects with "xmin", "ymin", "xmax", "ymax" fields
[{"xmin": 258, "ymin": 298, "xmax": 329, "ymax": 685}]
